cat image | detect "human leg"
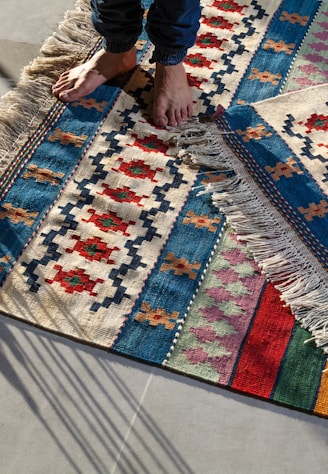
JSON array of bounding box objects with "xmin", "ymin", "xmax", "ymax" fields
[
  {"xmin": 146, "ymin": 0, "xmax": 201, "ymax": 65},
  {"xmin": 53, "ymin": 0, "xmax": 202, "ymax": 127},
  {"xmin": 146, "ymin": 0, "xmax": 201, "ymax": 127},
  {"xmin": 52, "ymin": 0, "xmax": 143, "ymax": 102},
  {"xmin": 91, "ymin": 0, "xmax": 144, "ymax": 53}
]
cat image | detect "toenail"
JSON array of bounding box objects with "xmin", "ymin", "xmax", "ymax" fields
[{"xmin": 155, "ymin": 117, "xmax": 166, "ymax": 126}]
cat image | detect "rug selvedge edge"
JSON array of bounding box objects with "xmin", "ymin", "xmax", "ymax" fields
[{"xmin": 174, "ymin": 114, "xmax": 328, "ymax": 356}]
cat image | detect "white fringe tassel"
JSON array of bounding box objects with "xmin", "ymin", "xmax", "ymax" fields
[
  {"xmin": 175, "ymin": 120, "xmax": 328, "ymax": 353},
  {"xmin": 0, "ymin": 0, "xmax": 99, "ymax": 173}
]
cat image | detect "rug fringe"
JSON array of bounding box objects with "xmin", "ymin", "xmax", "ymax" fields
[
  {"xmin": 174, "ymin": 120, "xmax": 328, "ymax": 354},
  {"xmin": 0, "ymin": 0, "xmax": 99, "ymax": 173}
]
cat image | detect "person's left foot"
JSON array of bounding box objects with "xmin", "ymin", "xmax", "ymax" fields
[
  {"xmin": 52, "ymin": 48, "xmax": 137, "ymax": 102},
  {"xmin": 153, "ymin": 62, "xmax": 193, "ymax": 127}
]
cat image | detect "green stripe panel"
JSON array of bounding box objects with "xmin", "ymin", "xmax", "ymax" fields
[{"xmin": 272, "ymin": 324, "xmax": 325, "ymax": 412}]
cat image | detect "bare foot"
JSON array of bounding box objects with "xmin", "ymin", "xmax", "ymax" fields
[
  {"xmin": 52, "ymin": 48, "xmax": 136, "ymax": 102},
  {"xmin": 153, "ymin": 62, "xmax": 193, "ymax": 127}
]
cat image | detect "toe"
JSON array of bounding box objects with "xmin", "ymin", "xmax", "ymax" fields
[
  {"xmin": 59, "ymin": 88, "xmax": 80, "ymax": 102},
  {"xmin": 167, "ymin": 110, "xmax": 178, "ymax": 127},
  {"xmin": 59, "ymin": 92, "xmax": 70, "ymax": 102},
  {"xmin": 153, "ymin": 102, "xmax": 169, "ymax": 127},
  {"xmin": 53, "ymin": 80, "xmax": 71, "ymax": 96},
  {"xmin": 154, "ymin": 115, "xmax": 168, "ymax": 127},
  {"xmin": 174, "ymin": 109, "xmax": 183, "ymax": 126},
  {"xmin": 180, "ymin": 107, "xmax": 190, "ymax": 124}
]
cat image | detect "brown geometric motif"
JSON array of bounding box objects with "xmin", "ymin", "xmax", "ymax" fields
[
  {"xmin": 236, "ymin": 124, "xmax": 272, "ymax": 142},
  {"xmin": 279, "ymin": 11, "xmax": 310, "ymax": 26},
  {"xmin": 23, "ymin": 164, "xmax": 65, "ymax": 186},
  {"xmin": 136, "ymin": 39, "xmax": 147, "ymax": 51},
  {"xmin": 183, "ymin": 209, "xmax": 221, "ymax": 232},
  {"xmin": 160, "ymin": 252, "xmax": 201, "ymax": 280},
  {"xmin": 134, "ymin": 302, "xmax": 179, "ymax": 330},
  {"xmin": 48, "ymin": 128, "xmax": 87, "ymax": 148},
  {"xmin": 298, "ymin": 200, "xmax": 328, "ymax": 221},
  {"xmin": 0, "ymin": 255, "xmax": 11, "ymax": 272},
  {"xmin": 0, "ymin": 203, "xmax": 38, "ymax": 226},
  {"xmin": 201, "ymin": 172, "xmax": 228, "ymax": 186},
  {"xmin": 249, "ymin": 68, "xmax": 282, "ymax": 85},
  {"xmin": 71, "ymin": 98, "xmax": 107, "ymax": 112},
  {"xmin": 263, "ymin": 39, "xmax": 295, "ymax": 55},
  {"xmin": 265, "ymin": 157, "xmax": 303, "ymax": 181}
]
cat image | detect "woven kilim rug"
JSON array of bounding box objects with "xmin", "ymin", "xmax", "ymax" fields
[{"xmin": 1, "ymin": 0, "xmax": 328, "ymax": 417}]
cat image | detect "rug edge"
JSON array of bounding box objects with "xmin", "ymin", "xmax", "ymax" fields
[
  {"xmin": 0, "ymin": 0, "xmax": 99, "ymax": 176},
  {"xmin": 174, "ymin": 117, "xmax": 328, "ymax": 355}
]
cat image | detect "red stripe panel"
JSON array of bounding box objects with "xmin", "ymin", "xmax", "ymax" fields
[{"xmin": 230, "ymin": 283, "xmax": 295, "ymax": 398}]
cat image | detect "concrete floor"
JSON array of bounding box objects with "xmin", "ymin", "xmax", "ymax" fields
[{"xmin": 1, "ymin": 1, "xmax": 328, "ymax": 473}]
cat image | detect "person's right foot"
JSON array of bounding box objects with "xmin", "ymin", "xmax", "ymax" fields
[
  {"xmin": 52, "ymin": 47, "xmax": 137, "ymax": 102},
  {"xmin": 153, "ymin": 62, "xmax": 193, "ymax": 127}
]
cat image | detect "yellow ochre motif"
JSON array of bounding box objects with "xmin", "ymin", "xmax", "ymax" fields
[
  {"xmin": 280, "ymin": 11, "xmax": 310, "ymax": 26},
  {"xmin": 160, "ymin": 252, "xmax": 201, "ymax": 280},
  {"xmin": 48, "ymin": 128, "xmax": 87, "ymax": 147},
  {"xmin": 183, "ymin": 209, "xmax": 221, "ymax": 232},
  {"xmin": 263, "ymin": 39, "xmax": 295, "ymax": 55},
  {"xmin": 135, "ymin": 302, "xmax": 179, "ymax": 330},
  {"xmin": 298, "ymin": 200, "xmax": 328, "ymax": 221},
  {"xmin": 72, "ymin": 98, "xmax": 107, "ymax": 112},
  {"xmin": 0, "ymin": 255, "xmax": 12, "ymax": 272},
  {"xmin": 0, "ymin": 203, "xmax": 38, "ymax": 226},
  {"xmin": 249, "ymin": 68, "xmax": 282, "ymax": 85},
  {"xmin": 236, "ymin": 124, "xmax": 272, "ymax": 142},
  {"xmin": 265, "ymin": 157, "xmax": 303, "ymax": 181},
  {"xmin": 23, "ymin": 164, "xmax": 65, "ymax": 185}
]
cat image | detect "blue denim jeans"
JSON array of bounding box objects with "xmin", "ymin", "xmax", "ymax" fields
[{"xmin": 91, "ymin": 0, "xmax": 201, "ymax": 65}]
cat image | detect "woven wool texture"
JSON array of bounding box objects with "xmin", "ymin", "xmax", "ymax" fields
[{"xmin": 0, "ymin": 0, "xmax": 328, "ymax": 417}]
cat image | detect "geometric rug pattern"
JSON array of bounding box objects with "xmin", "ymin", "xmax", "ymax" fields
[{"xmin": 1, "ymin": 0, "xmax": 328, "ymax": 417}]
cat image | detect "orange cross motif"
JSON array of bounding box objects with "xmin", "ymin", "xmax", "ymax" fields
[
  {"xmin": 280, "ymin": 11, "xmax": 310, "ymax": 26},
  {"xmin": 236, "ymin": 124, "xmax": 272, "ymax": 143},
  {"xmin": 265, "ymin": 157, "xmax": 303, "ymax": 181},
  {"xmin": 298, "ymin": 200, "xmax": 328, "ymax": 222},
  {"xmin": 263, "ymin": 39, "xmax": 295, "ymax": 55},
  {"xmin": 23, "ymin": 164, "xmax": 64, "ymax": 186},
  {"xmin": 0, "ymin": 203, "xmax": 38, "ymax": 226},
  {"xmin": 160, "ymin": 252, "xmax": 201, "ymax": 280},
  {"xmin": 48, "ymin": 128, "xmax": 88, "ymax": 147},
  {"xmin": 183, "ymin": 210, "xmax": 221, "ymax": 233},
  {"xmin": 135, "ymin": 302, "xmax": 180, "ymax": 330},
  {"xmin": 249, "ymin": 68, "xmax": 282, "ymax": 85},
  {"xmin": 72, "ymin": 98, "xmax": 107, "ymax": 112}
]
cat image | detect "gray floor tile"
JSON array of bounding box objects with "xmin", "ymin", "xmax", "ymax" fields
[
  {"xmin": 0, "ymin": 317, "xmax": 154, "ymax": 474},
  {"xmin": 118, "ymin": 370, "xmax": 328, "ymax": 474},
  {"xmin": 0, "ymin": 0, "xmax": 76, "ymax": 43},
  {"xmin": 0, "ymin": 0, "xmax": 76, "ymax": 96},
  {"xmin": 0, "ymin": 40, "xmax": 41, "ymax": 95}
]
